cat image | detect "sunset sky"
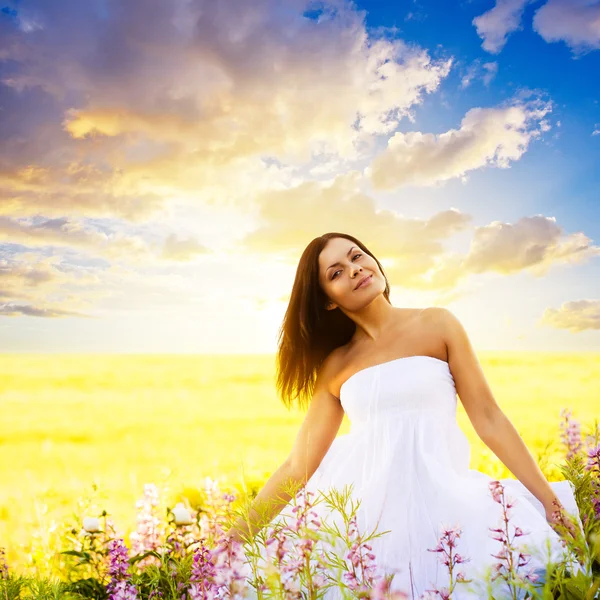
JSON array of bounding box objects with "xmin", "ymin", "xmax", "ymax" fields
[{"xmin": 1, "ymin": 0, "xmax": 599, "ymax": 354}]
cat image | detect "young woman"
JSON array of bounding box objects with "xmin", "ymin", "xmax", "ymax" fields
[{"xmin": 226, "ymin": 232, "xmax": 582, "ymax": 598}]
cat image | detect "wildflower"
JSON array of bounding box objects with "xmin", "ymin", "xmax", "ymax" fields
[
  {"xmin": 336, "ymin": 511, "xmax": 385, "ymax": 593},
  {"xmin": 209, "ymin": 533, "xmax": 249, "ymax": 598},
  {"xmin": 130, "ymin": 484, "xmax": 162, "ymax": 556},
  {"xmin": 276, "ymin": 488, "xmax": 330, "ymax": 595},
  {"xmin": 559, "ymin": 409, "xmax": 583, "ymax": 460},
  {"xmin": 426, "ymin": 523, "xmax": 472, "ymax": 598},
  {"xmin": 584, "ymin": 443, "xmax": 600, "ymax": 519},
  {"xmin": 188, "ymin": 541, "xmax": 217, "ymax": 599},
  {"xmin": 107, "ymin": 539, "xmax": 138, "ymax": 600},
  {"xmin": 487, "ymin": 480, "xmax": 538, "ymax": 597}
]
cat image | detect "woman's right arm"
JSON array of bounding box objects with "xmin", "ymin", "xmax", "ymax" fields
[{"xmin": 225, "ymin": 352, "xmax": 345, "ymax": 543}]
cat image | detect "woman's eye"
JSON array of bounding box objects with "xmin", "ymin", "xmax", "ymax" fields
[{"xmin": 331, "ymin": 253, "xmax": 362, "ymax": 280}]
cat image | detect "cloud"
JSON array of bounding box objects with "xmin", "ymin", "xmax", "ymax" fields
[
  {"xmin": 366, "ymin": 99, "xmax": 552, "ymax": 190},
  {"xmin": 161, "ymin": 234, "xmax": 211, "ymax": 262},
  {"xmin": 0, "ymin": 216, "xmax": 151, "ymax": 260},
  {"xmin": 593, "ymin": 124, "xmax": 600, "ymax": 136},
  {"xmin": 0, "ymin": 303, "xmax": 86, "ymax": 318},
  {"xmin": 242, "ymin": 171, "xmax": 472, "ymax": 258},
  {"xmin": 0, "ymin": 250, "xmax": 102, "ymax": 317},
  {"xmin": 0, "ymin": 243, "xmax": 223, "ymax": 318},
  {"xmin": 239, "ymin": 171, "xmax": 473, "ymax": 291},
  {"xmin": 539, "ymin": 299, "xmax": 600, "ymax": 331},
  {"xmin": 238, "ymin": 174, "xmax": 599, "ymax": 294},
  {"xmin": 473, "ymin": 0, "xmax": 600, "ymax": 55},
  {"xmin": 460, "ymin": 60, "xmax": 498, "ymax": 89},
  {"xmin": 464, "ymin": 215, "xmax": 600, "ymax": 275},
  {"xmin": 533, "ymin": 0, "xmax": 600, "ymax": 54},
  {"xmin": 0, "ymin": 0, "xmax": 452, "ymax": 221},
  {"xmin": 472, "ymin": 0, "xmax": 531, "ymax": 54}
]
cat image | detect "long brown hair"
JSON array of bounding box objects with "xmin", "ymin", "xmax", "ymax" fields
[{"xmin": 275, "ymin": 232, "xmax": 391, "ymax": 410}]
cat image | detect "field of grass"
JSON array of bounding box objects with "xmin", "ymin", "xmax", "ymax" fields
[{"xmin": 1, "ymin": 351, "xmax": 598, "ymax": 574}]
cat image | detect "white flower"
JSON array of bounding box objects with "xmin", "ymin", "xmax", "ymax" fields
[
  {"xmin": 172, "ymin": 502, "xmax": 193, "ymax": 525},
  {"xmin": 83, "ymin": 517, "xmax": 101, "ymax": 533}
]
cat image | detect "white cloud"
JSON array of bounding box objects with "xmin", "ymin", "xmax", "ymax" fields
[
  {"xmin": 472, "ymin": 0, "xmax": 532, "ymax": 53},
  {"xmin": 366, "ymin": 100, "xmax": 552, "ymax": 190},
  {"xmin": 461, "ymin": 60, "xmax": 499, "ymax": 88},
  {"xmin": 473, "ymin": 0, "xmax": 600, "ymax": 55},
  {"xmin": 533, "ymin": 0, "xmax": 600, "ymax": 53}
]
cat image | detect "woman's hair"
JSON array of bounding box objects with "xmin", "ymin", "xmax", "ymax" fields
[{"xmin": 275, "ymin": 232, "xmax": 391, "ymax": 411}]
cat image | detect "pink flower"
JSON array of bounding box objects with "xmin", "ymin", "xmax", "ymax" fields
[
  {"xmin": 487, "ymin": 480, "xmax": 536, "ymax": 596},
  {"xmin": 129, "ymin": 484, "xmax": 162, "ymax": 569},
  {"xmin": 559, "ymin": 408, "xmax": 583, "ymax": 460},
  {"xmin": 426, "ymin": 523, "xmax": 472, "ymax": 597}
]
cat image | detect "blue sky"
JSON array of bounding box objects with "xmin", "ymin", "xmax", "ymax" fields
[{"xmin": 0, "ymin": 0, "xmax": 599, "ymax": 353}]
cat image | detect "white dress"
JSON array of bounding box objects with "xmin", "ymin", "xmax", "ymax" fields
[{"xmin": 244, "ymin": 355, "xmax": 583, "ymax": 599}]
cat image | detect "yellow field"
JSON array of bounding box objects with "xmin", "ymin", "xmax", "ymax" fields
[{"xmin": 1, "ymin": 351, "xmax": 598, "ymax": 574}]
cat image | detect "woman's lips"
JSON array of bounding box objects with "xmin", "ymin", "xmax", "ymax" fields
[{"xmin": 356, "ymin": 274, "xmax": 373, "ymax": 289}]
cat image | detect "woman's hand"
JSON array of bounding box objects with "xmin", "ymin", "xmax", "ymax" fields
[
  {"xmin": 545, "ymin": 499, "xmax": 585, "ymax": 565},
  {"xmin": 545, "ymin": 505, "xmax": 578, "ymax": 539}
]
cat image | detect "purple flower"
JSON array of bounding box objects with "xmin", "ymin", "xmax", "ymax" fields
[
  {"xmin": 586, "ymin": 443, "xmax": 600, "ymax": 518},
  {"xmin": 559, "ymin": 408, "xmax": 583, "ymax": 460},
  {"xmin": 107, "ymin": 539, "xmax": 138, "ymax": 600},
  {"xmin": 187, "ymin": 541, "xmax": 218, "ymax": 600},
  {"xmin": 108, "ymin": 580, "xmax": 138, "ymax": 600},
  {"xmin": 108, "ymin": 539, "xmax": 131, "ymax": 579}
]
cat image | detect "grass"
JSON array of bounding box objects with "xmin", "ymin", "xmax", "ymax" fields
[{"xmin": 1, "ymin": 351, "xmax": 598, "ymax": 575}]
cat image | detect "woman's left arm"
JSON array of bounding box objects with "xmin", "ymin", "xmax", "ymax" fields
[{"xmin": 436, "ymin": 308, "xmax": 574, "ymax": 529}]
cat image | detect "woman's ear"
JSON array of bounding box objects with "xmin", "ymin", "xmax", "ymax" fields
[{"xmin": 325, "ymin": 301, "xmax": 337, "ymax": 311}]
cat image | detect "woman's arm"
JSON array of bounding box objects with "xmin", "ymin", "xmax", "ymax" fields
[
  {"xmin": 437, "ymin": 308, "xmax": 574, "ymax": 524},
  {"xmin": 226, "ymin": 353, "xmax": 345, "ymax": 543}
]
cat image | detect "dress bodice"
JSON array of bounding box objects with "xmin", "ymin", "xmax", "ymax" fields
[{"xmin": 340, "ymin": 355, "xmax": 458, "ymax": 427}]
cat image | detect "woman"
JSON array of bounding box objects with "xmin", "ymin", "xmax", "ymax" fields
[{"xmin": 225, "ymin": 232, "xmax": 582, "ymax": 598}]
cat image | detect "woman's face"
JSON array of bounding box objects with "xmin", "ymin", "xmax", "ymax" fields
[{"xmin": 318, "ymin": 237, "xmax": 384, "ymax": 309}]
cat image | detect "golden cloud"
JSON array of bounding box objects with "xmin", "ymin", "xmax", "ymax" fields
[{"xmin": 539, "ymin": 300, "xmax": 600, "ymax": 332}]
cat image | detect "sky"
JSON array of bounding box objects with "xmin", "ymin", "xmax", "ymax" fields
[{"xmin": 0, "ymin": 0, "xmax": 599, "ymax": 354}]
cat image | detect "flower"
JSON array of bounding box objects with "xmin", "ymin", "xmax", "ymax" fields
[
  {"xmin": 559, "ymin": 408, "xmax": 583, "ymax": 460},
  {"xmin": 487, "ymin": 480, "xmax": 538, "ymax": 595},
  {"xmin": 426, "ymin": 522, "xmax": 471, "ymax": 597},
  {"xmin": 107, "ymin": 539, "xmax": 139, "ymax": 600},
  {"xmin": 129, "ymin": 483, "xmax": 162, "ymax": 563},
  {"xmin": 172, "ymin": 502, "xmax": 194, "ymax": 526},
  {"xmin": 83, "ymin": 517, "xmax": 101, "ymax": 533}
]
